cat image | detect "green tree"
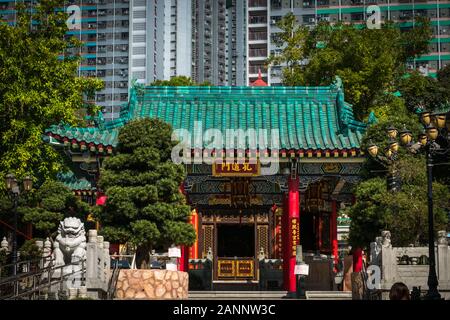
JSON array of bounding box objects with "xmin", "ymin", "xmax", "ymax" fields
[
  {"xmin": 267, "ymin": 14, "xmax": 432, "ymax": 119},
  {"xmin": 95, "ymin": 118, "xmax": 195, "ymax": 268},
  {"xmin": 347, "ymin": 108, "xmax": 449, "ymax": 248},
  {"xmin": 150, "ymin": 76, "xmax": 211, "ymax": 86},
  {"xmin": 0, "ymin": 179, "xmax": 89, "ymax": 255},
  {"xmin": 398, "ymin": 71, "xmax": 450, "ymax": 113},
  {"xmin": 437, "ymin": 64, "xmax": 450, "ymax": 88},
  {"xmin": 0, "ymin": 180, "xmax": 90, "ymax": 238},
  {"xmin": 266, "ymin": 13, "xmax": 309, "ymax": 86},
  {"xmin": 346, "ymin": 161, "xmax": 448, "ymax": 248},
  {"xmin": 0, "ymin": 0, "xmax": 103, "ymax": 182}
]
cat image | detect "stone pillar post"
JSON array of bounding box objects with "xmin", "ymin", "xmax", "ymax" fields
[
  {"xmin": 43, "ymin": 238, "xmax": 52, "ymax": 268},
  {"xmin": 35, "ymin": 240, "xmax": 44, "ymax": 268},
  {"xmin": 97, "ymin": 236, "xmax": 105, "ymax": 284},
  {"xmin": 1, "ymin": 237, "xmax": 9, "ymax": 253},
  {"xmin": 86, "ymin": 230, "xmax": 99, "ymax": 288},
  {"xmin": 380, "ymin": 230, "xmax": 396, "ymax": 284},
  {"xmin": 437, "ymin": 230, "xmax": 449, "ymax": 282},
  {"xmin": 103, "ymin": 241, "xmax": 111, "ymax": 290},
  {"xmin": 35, "ymin": 240, "xmax": 43, "ymax": 250}
]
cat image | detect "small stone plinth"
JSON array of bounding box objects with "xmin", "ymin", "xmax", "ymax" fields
[{"xmin": 115, "ymin": 269, "xmax": 188, "ymax": 299}]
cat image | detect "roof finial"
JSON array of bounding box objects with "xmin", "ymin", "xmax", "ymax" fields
[{"xmin": 250, "ymin": 68, "xmax": 268, "ymax": 87}]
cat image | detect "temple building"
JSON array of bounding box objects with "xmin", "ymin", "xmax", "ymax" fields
[{"xmin": 44, "ymin": 76, "xmax": 369, "ymax": 292}]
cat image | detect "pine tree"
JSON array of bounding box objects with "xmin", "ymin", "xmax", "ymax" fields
[
  {"xmin": 19, "ymin": 180, "xmax": 89, "ymax": 238},
  {"xmin": 96, "ymin": 118, "xmax": 195, "ymax": 268}
]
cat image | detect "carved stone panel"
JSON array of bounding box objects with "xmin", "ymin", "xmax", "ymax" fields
[
  {"xmin": 202, "ymin": 225, "xmax": 214, "ymax": 258},
  {"xmin": 257, "ymin": 225, "xmax": 269, "ymax": 260}
]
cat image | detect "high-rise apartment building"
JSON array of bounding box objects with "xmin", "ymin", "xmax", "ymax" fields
[
  {"xmin": 225, "ymin": 0, "xmax": 247, "ymax": 86},
  {"xmin": 1, "ymin": 0, "xmax": 193, "ymax": 121},
  {"xmin": 247, "ymin": 0, "xmax": 270, "ymax": 85},
  {"xmin": 267, "ymin": 0, "xmax": 450, "ymax": 85},
  {"xmin": 130, "ymin": 0, "xmax": 192, "ymax": 85},
  {"xmin": 223, "ymin": 0, "xmax": 450, "ymax": 86},
  {"xmin": 192, "ymin": 0, "xmax": 227, "ymax": 85},
  {"xmin": 1, "ymin": 0, "xmax": 131, "ymax": 121},
  {"xmin": 4, "ymin": 0, "xmax": 446, "ymax": 98}
]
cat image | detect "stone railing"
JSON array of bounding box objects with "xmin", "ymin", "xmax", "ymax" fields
[
  {"xmin": 369, "ymin": 230, "xmax": 450, "ymax": 299},
  {"xmin": 85, "ymin": 230, "xmax": 111, "ymax": 299}
]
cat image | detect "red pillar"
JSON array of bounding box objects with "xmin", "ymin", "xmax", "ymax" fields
[
  {"xmin": 179, "ymin": 246, "xmax": 189, "ymax": 272},
  {"xmin": 189, "ymin": 209, "xmax": 199, "ymax": 260},
  {"xmin": 283, "ymin": 175, "xmax": 300, "ymax": 293},
  {"xmin": 178, "ymin": 183, "xmax": 190, "ymax": 272},
  {"xmin": 331, "ymin": 200, "xmax": 338, "ymax": 272},
  {"xmin": 282, "ymin": 194, "xmax": 289, "ymax": 290}
]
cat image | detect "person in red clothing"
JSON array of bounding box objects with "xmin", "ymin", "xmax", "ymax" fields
[{"xmin": 353, "ymin": 247, "xmax": 363, "ymax": 272}]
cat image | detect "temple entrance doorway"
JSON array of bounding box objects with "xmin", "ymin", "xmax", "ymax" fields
[
  {"xmin": 214, "ymin": 222, "xmax": 258, "ymax": 282},
  {"xmin": 217, "ymin": 224, "xmax": 254, "ymax": 258},
  {"xmin": 300, "ymin": 212, "xmax": 316, "ymax": 252}
]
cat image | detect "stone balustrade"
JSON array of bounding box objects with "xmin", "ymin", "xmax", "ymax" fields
[
  {"xmin": 85, "ymin": 230, "xmax": 111, "ymax": 298},
  {"xmin": 33, "ymin": 229, "xmax": 111, "ymax": 299},
  {"xmin": 369, "ymin": 230, "xmax": 450, "ymax": 299}
]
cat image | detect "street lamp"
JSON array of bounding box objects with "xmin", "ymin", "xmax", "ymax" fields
[
  {"xmin": 366, "ymin": 127, "xmax": 403, "ymax": 192},
  {"xmin": 367, "ymin": 110, "xmax": 449, "ymax": 300},
  {"xmin": 4, "ymin": 173, "xmax": 33, "ymax": 278}
]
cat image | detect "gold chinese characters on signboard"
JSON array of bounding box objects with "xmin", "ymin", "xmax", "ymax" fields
[
  {"xmin": 212, "ymin": 161, "xmax": 260, "ymax": 177},
  {"xmin": 291, "ymin": 218, "xmax": 300, "ymax": 257},
  {"xmin": 217, "ymin": 259, "xmax": 254, "ymax": 279}
]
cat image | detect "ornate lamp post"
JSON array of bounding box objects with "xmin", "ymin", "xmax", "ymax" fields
[
  {"xmin": 367, "ymin": 110, "xmax": 449, "ymax": 300},
  {"xmin": 4, "ymin": 174, "xmax": 33, "ymax": 276},
  {"xmin": 367, "ymin": 126, "xmax": 402, "ymax": 192}
]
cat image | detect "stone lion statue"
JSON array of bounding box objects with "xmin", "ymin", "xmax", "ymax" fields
[{"xmin": 53, "ymin": 217, "xmax": 87, "ymax": 272}]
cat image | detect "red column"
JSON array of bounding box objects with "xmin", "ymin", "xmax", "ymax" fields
[
  {"xmin": 331, "ymin": 200, "xmax": 338, "ymax": 272},
  {"xmin": 189, "ymin": 209, "xmax": 199, "ymax": 260},
  {"xmin": 179, "ymin": 246, "xmax": 189, "ymax": 272},
  {"xmin": 283, "ymin": 175, "xmax": 300, "ymax": 293},
  {"xmin": 282, "ymin": 194, "xmax": 289, "ymax": 290},
  {"xmin": 178, "ymin": 183, "xmax": 190, "ymax": 272}
]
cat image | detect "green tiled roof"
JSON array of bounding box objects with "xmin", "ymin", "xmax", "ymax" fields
[
  {"xmin": 45, "ymin": 77, "xmax": 368, "ymax": 156},
  {"xmin": 56, "ymin": 171, "xmax": 94, "ymax": 192}
]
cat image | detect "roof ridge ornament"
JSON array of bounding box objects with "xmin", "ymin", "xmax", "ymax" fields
[
  {"xmin": 94, "ymin": 111, "xmax": 105, "ymax": 130},
  {"xmin": 250, "ymin": 68, "xmax": 268, "ymax": 87},
  {"xmin": 367, "ymin": 111, "xmax": 378, "ymax": 125},
  {"xmin": 330, "ymin": 75, "xmax": 343, "ymax": 91}
]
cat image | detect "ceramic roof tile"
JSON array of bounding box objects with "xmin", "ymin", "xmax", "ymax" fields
[{"xmin": 45, "ymin": 79, "xmax": 368, "ymax": 154}]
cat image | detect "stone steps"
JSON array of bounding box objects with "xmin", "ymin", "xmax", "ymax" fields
[
  {"xmin": 189, "ymin": 291, "xmax": 288, "ymax": 300},
  {"xmin": 305, "ymin": 291, "xmax": 352, "ymax": 300},
  {"xmin": 189, "ymin": 290, "xmax": 352, "ymax": 300}
]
